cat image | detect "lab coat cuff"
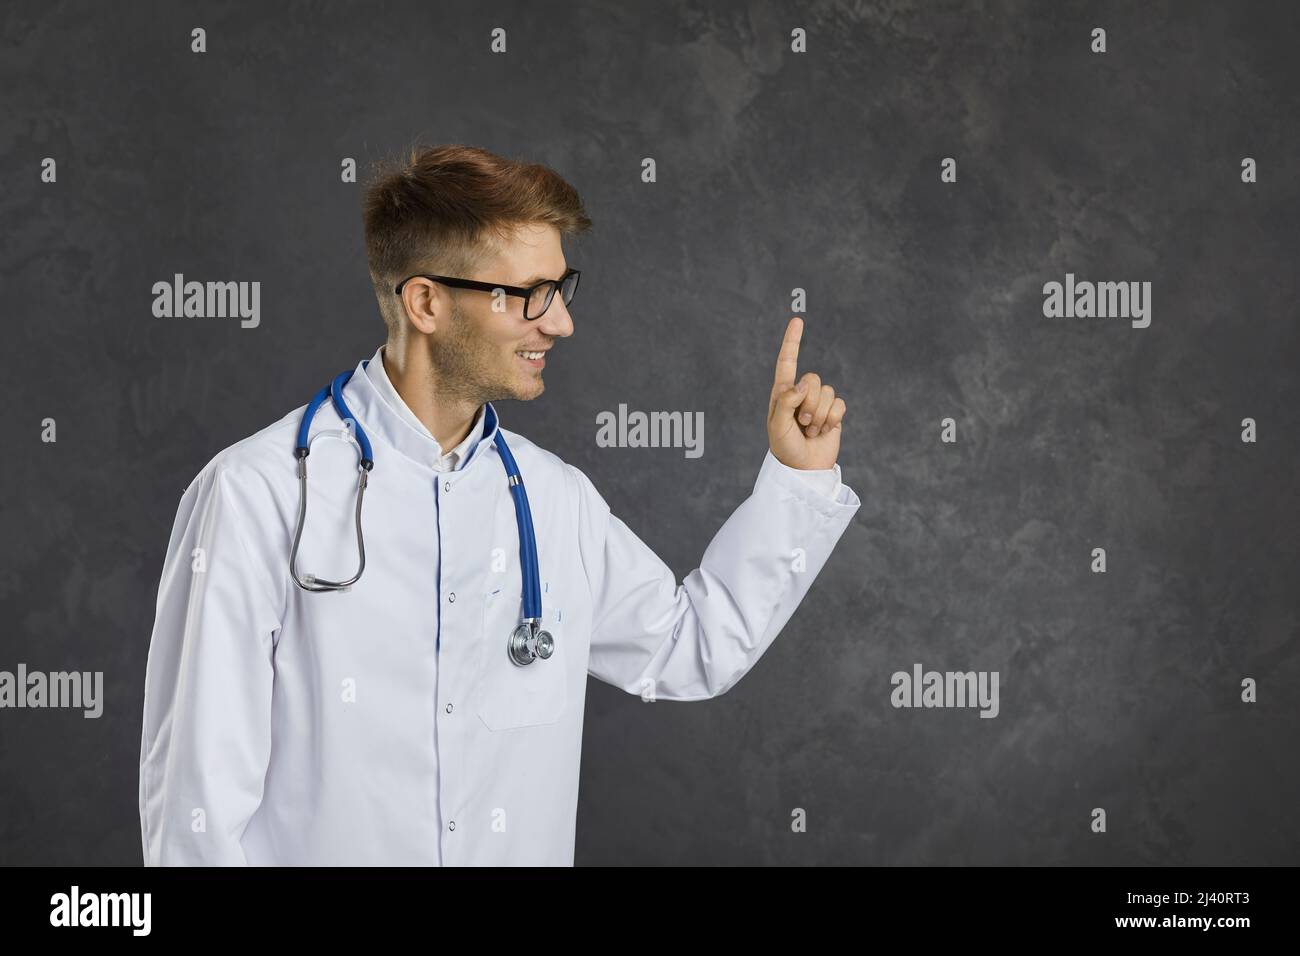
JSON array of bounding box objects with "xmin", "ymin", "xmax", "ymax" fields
[
  {"xmin": 756, "ymin": 449, "xmax": 861, "ymax": 520},
  {"xmin": 789, "ymin": 462, "xmax": 842, "ymax": 500}
]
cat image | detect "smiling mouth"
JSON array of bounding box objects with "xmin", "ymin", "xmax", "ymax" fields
[{"xmin": 515, "ymin": 346, "xmax": 549, "ymax": 371}]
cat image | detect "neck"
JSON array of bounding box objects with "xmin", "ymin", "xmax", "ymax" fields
[{"xmin": 380, "ymin": 341, "xmax": 479, "ymax": 453}]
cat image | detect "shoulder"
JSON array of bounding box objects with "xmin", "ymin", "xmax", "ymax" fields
[
  {"xmin": 492, "ymin": 426, "xmax": 606, "ymax": 506},
  {"xmin": 491, "ymin": 425, "xmax": 568, "ymax": 483},
  {"xmin": 183, "ymin": 405, "xmax": 305, "ymax": 504}
]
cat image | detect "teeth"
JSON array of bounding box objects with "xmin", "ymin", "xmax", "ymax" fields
[{"xmin": 516, "ymin": 351, "xmax": 544, "ymax": 359}]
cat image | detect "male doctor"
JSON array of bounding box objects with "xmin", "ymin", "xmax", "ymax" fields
[{"xmin": 139, "ymin": 144, "xmax": 860, "ymax": 866}]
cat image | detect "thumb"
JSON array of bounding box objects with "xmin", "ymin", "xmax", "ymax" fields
[{"xmin": 774, "ymin": 381, "xmax": 806, "ymax": 413}]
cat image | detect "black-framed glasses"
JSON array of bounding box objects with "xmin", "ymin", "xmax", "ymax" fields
[{"xmin": 394, "ymin": 267, "xmax": 581, "ymax": 320}]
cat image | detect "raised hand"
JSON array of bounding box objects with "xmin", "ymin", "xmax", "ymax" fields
[{"xmin": 767, "ymin": 316, "xmax": 846, "ymax": 471}]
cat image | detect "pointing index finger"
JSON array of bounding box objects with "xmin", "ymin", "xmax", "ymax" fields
[{"xmin": 773, "ymin": 316, "xmax": 803, "ymax": 389}]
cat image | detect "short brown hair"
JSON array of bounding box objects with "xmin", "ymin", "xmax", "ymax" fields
[{"xmin": 362, "ymin": 143, "xmax": 592, "ymax": 336}]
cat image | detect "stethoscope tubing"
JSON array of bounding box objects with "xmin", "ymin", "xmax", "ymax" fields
[
  {"xmin": 494, "ymin": 434, "xmax": 542, "ymax": 621},
  {"xmin": 289, "ymin": 362, "xmax": 549, "ymax": 659}
]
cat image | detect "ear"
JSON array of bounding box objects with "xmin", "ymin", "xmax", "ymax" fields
[{"xmin": 398, "ymin": 280, "xmax": 445, "ymax": 336}]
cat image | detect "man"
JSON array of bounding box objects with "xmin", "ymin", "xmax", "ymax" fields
[{"xmin": 138, "ymin": 144, "xmax": 860, "ymax": 866}]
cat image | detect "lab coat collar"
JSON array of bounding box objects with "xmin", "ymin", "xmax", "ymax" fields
[{"xmin": 339, "ymin": 355, "xmax": 500, "ymax": 474}]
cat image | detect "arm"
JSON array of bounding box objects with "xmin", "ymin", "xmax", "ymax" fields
[
  {"xmin": 577, "ymin": 316, "xmax": 858, "ymax": 700},
  {"xmin": 138, "ymin": 464, "xmax": 280, "ymax": 865},
  {"xmin": 573, "ymin": 450, "xmax": 859, "ymax": 700}
]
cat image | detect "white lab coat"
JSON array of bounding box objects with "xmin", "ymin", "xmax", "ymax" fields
[{"xmin": 138, "ymin": 351, "xmax": 861, "ymax": 866}]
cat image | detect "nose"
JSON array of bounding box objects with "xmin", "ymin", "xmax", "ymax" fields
[{"xmin": 536, "ymin": 293, "xmax": 574, "ymax": 338}]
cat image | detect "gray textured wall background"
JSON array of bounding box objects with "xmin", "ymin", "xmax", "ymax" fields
[{"xmin": 2, "ymin": 0, "xmax": 1297, "ymax": 865}]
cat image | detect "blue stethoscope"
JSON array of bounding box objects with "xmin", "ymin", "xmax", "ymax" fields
[{"xmin": 289, "ymin": 361, "xmax": 554, "ymax": 666}]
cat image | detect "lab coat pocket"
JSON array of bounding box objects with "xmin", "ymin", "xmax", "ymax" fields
[{"xmin": 475, "ymin": 584, "xmax": 568, "ymax": 731}]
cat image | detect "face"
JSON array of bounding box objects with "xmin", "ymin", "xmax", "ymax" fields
[{"xmin": 424, "ymin": 222, "xmax": 574, "ymax": 404}]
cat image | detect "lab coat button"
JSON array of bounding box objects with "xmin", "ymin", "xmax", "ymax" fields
[
  {"xmin": 448, "ymin": 821, "xmax": 456, "ymax": 831},
  {"xmin": 444, "ymin": 480, "xmax": 451, "ymax": 492},
  {"xmin": 448, "ymin": 592, "xmax": 456, "ymax": 603},
  {"xmin": 445, "ymin": 703, "xmax": 454, "ymax": 713}
]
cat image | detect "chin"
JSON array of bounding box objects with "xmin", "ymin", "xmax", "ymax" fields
[{"xmin": 500, "ymin": 375, "xmax": 544, "ymax": 402}]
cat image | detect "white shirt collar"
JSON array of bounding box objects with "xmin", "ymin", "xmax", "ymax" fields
[{"xmin": 363, "ymin": 345, "xmax": 486, "ymax": 472}]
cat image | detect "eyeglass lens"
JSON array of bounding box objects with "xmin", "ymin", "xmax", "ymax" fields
[{"xmin": 525, "ymin": 272, "xmax": 580, "ymax": 319}]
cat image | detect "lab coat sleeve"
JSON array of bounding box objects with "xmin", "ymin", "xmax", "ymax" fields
[
  {"xmin": 138, "ymin": 462, "xmax": 281, "ymax": 865},
  {"xmin": 572, "ymin": 449, "xmax": 860, "ymax": 700},
  {"xmin": 790, "ymin": 462, "xmax": 842, "ymax": 500}
]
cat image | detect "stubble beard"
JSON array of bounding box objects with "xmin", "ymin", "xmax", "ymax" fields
[{"xmin": 428, "ymin": 299, "xmax": 540, "ymax": 406}]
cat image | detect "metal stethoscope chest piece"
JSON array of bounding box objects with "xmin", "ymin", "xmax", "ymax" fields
[
  {"xmin": 291, "ymin": 362, "xmax": 557, "ymax": 667},
  {"xmin": 509, "ymin": 619, "xmax": 554, "ymax": 666}
]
